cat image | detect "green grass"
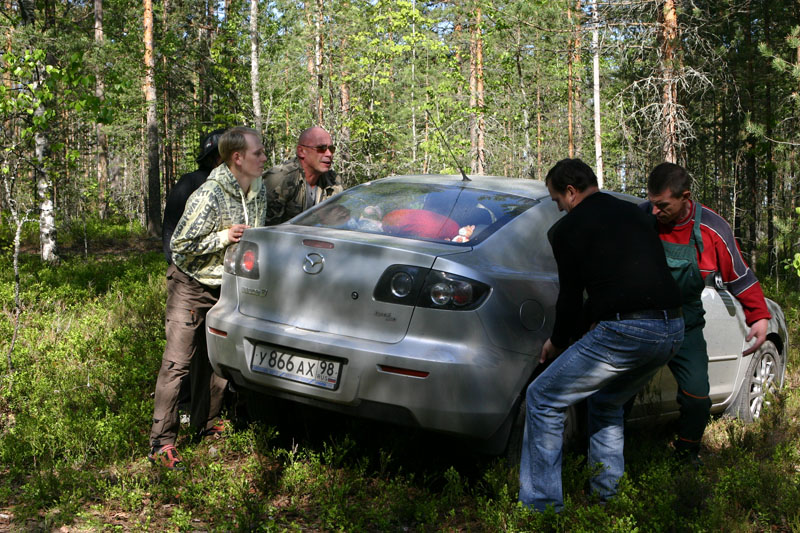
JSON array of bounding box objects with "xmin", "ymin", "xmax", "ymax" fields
[{"xmin": 1, "ymin": 226, "xmax": 799, "ymax": 531}]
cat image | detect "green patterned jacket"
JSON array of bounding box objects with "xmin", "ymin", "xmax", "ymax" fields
[{"xmin": 171, "ymin": 164, "xmax": 267, "ymax": 287}]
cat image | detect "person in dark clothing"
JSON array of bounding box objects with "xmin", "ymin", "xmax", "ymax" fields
[
  {"xmin": 162, "ymin": 128, "xmax": 226, "ymax": 263},
  {"xmin": 519, "ymin": 158, "xmax": 684, "ymax": 512}
]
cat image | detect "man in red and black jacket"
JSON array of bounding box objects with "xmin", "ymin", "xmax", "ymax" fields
[{"xmin": 642, "ymin": 162, "xmax": 770, "ymax": 464}]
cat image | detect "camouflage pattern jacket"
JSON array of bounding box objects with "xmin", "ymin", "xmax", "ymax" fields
[
  {"xmin": 171, "ymin": 164, "xmax": 267, "ymax": 287},
  {"xmin": 264, "ymin": 157, "xmax": 343, "ymax": 225}
]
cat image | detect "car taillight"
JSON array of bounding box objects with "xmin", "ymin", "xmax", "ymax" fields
[
  {"xmin": 374, "ymin": 265, "xmax": 489, "ymax": 311},
  {"xmin": 223, "ymin": 241, "xmax": 260, "ymax": 279}
]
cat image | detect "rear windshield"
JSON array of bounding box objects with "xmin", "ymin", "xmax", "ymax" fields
[{"xmin": 292, "ymin": 181, "xmax": 538, "ymax": 244}]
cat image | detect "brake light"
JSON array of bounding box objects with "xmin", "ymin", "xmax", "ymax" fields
[
  {"xmin": 223, "ymin": 241, "xmax": 260, "ymax": 279},
  {"xmin": 242, "ymin": 249, "xmax": 256, "ymax": 273},
  {"xmin": 374, "ymin": 265, "xmax": 489, "ymax": 311}
]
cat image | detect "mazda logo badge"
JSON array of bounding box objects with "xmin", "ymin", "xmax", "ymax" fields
[{"xmin": 303, "ymin": 252, "xmax": 324, "ymax": 274}]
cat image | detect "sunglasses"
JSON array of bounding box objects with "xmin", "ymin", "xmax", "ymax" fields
[{"xmin": 300, "ymin": 143, "xmax": 336, "ymax": 154}]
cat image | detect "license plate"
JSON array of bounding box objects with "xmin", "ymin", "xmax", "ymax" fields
[{"xmin": 250, "ymin": 345, "xmax": 341, "ymax": 390}]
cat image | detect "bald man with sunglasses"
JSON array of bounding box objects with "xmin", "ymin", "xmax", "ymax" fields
[{"xmin": 264, "ymin": 126, "xmax": 343, "ymax": 225}]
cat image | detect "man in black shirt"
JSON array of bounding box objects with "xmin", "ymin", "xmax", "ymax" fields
[{"xmin": 519, "ymin": 159, "xmax": 684, "ymax": 512}]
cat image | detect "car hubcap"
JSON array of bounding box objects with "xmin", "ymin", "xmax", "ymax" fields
[{"xmin": 748, "ymin": 353, "xmax": 777, "ymax": 419}]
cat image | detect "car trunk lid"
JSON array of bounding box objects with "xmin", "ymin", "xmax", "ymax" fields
[{"xmin": 236, "ymin": 226, "xmax": 466, "ymax": 343}]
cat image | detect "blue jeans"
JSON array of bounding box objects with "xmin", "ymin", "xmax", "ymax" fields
[{"xmin": 519, "ymin": 316, "xmax": 684, "ymax": 512}]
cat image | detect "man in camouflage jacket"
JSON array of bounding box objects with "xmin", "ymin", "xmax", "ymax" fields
[
  {"xmin": 148, "ymin": 127, "xmax": 268, "ymax": 469},
  {"xmin": 264, "ymin": 126, "xmax": 343, "ymax": 225}
]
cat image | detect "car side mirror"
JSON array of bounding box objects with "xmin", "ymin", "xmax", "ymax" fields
[{"xmin": 705, "ymin": 271, "xmax": 725, "ymax": 290}]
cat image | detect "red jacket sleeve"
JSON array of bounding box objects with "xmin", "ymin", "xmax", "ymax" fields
[{"xmin": 698, "ymin": 205, "xmax": 771, "ymax": 325}]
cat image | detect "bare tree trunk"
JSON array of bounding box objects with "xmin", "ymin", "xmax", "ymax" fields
[
  {"xmin": 744, "ymin": 7, "xmax": 757, "ymax": 265},
  {"xmin": 143, "ymin": 0, "xmax": 161, "ymax": 236},
  {"xmin": 515, "ymin": 26, "xmax": 531, "ymax": 170},
  {"xmin": 411, "ymin": 0, "xmax": 417, "ymax": 166},
  {"xmin": 658, "ymin": 0, "xmax": 680, "ymax": 164},
  {"xmin": 764, "ymin": 3, "xmax": 774, "ymax": 275},
  {"xmin": 161, "ymin": 0, "xmax": 173, "ymax": 195},
  {"xmin": 573, "ymin": 0, "xmax": 583, "ymax": 158},
  {"xmin": 469, "ymin": 6, "xmax": 485, "ymax": 175},
  {"xmin": 591, "ymin": 0, "xmax": 603, "ymax": 186},
  {"xmin": 567, "ymin": 2, "xmax": 575, "ymax": 158},
  {"xmin": 94, "ymin": 0, "xmax": 109, "ymax": 219},
  {"xmin": 536, "ymin": 81, "xmax": 542, "ymax": 181},
  {"xmin": 250, "ymin": 0, "xmax": 262, "ymax": 134},
  {"xmin": 315, "ymin": 0, "xmax": 324, "ymax": 124}
]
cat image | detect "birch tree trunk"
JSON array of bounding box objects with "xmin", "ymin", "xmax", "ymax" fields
[
  {"xmin": 94, "ymin": 0, "xmax": 109, "ymax": 219},
  {"xmin": 591, "ymin": 0, "xmax": 603, "ymax": 187},
  {"xmin": 19, "ymin": 0, "xmax": 58, "ymax": 261},
  {"xmin": 143, "ymin": 0, "xmax": 161, "ymax": 236},
  {"xmin": 250, "ymin": 0, "xmax": 262, "ymax": 134}
]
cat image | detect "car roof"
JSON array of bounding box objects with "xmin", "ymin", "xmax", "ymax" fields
[{"xmin": 371, "ymin": 174, "xmax": 551, "ymax": 201}]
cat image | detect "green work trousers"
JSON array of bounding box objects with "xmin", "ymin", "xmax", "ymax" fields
[{"xmin": 667, "ymin": 318, "xmax": 711, "ymax": 452}]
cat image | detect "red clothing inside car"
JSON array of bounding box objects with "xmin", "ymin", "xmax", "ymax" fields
[
  {"xmin": 654, "ymin": 200, "xmax": 770, "ymax": 326},
  {"xmin": 382, "ymin": 209, "xmax": 460, "ymax": 240}
]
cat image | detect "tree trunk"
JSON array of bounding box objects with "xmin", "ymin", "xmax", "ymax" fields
[
  {"xmin": 591, "ymin": 0, "xmax": 603, "ymax": 186},
  {"xmin": 658, "ymin": 0, "xmax": 680, "ymax": 164},
  {"xmin": 315, "ymin": 0, "xmax": 324, "ymax": 124},
  {"xmin": 515, "ymin": 26, "xmax": 531, "ymax": 171},
  {"xmin": 744, "ymin": 7, "xmax": 757, "ymax": 266},
  {"xmin": 567, "ymin": 2, "xmax": 575, "ymax": 158},
  {"xmin": 94, "ymin": 0, "xmax": 109, "ymax": 219},
  {"xmin": 469, "ymin": 6, "xmax": 485, "ymax": 175},
  {"xmin": 764, "ymin": 3, "xmax": 774, "ymax": 275},
  {"xmin": 250, "ymin": 0, "xmax": 262, "ymax": 134},
  {"xmin": 536, "ymin": 80, "xmax": 542, "ymax": 181},
  {"xmin": 143, "ymin": 0, "xmax": 161, "ymax": 237},
  {"xmin": 573, "ymin": 0, "xmax": 583, "ymax": 158},
  {"xmin": 19, "ymin": 0, "xmax": 58, "ymax": 261}
]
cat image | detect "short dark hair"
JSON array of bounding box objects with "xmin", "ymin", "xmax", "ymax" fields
[
  {"xmin": 648, "ymin": 162, "xmax": 692, "ymax": 197},
  {"xmin": 219, "ymin": 126, "xmax": 261, "ymax": 164},
  {"xmin": 545, "ymin": 158, "xmax": 598, "ymax": 193}
]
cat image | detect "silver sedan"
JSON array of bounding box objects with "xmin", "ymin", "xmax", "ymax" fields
[{"xmin": 206, "ymin": 175, "xmax": 789, "ymax": 452}]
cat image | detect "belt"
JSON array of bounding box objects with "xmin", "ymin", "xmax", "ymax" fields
[{"xmin": 601, "ymin": 307, "xmax": 683, "ymax": 322}]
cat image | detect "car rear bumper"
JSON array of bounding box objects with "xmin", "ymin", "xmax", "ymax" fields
[{"xmin": 206, "ymin": 301, "xmax": 534, "ymax": 441}]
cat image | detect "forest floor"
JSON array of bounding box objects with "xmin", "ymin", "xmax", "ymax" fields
[{"xmin": 1, "ymin": 227, "xmax": 799, "ymax": 531}]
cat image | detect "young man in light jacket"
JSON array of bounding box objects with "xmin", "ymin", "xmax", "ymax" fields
[{"xmin": 148, "ymin": 126, "xmax": 268, "ymax": 469}]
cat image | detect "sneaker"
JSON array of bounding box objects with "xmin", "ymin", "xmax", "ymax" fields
[
  {"xmin": 198, "ymin": 420, "xmax": 227, "ymax": 439},
  {"xmin": 148, "ymin": 444, "xmax": 185, "ymax": 470}
]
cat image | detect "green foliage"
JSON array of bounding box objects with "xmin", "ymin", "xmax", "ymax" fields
[{"xmin": 3, "ymin": 212, "xmax": 800, "ymax": 530}]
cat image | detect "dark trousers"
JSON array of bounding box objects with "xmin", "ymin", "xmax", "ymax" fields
[
  {"xmin": 150, "ymin": 265, "xmax": 226, "ymax": 448},
  {"xmin": 668, "ymin": 322, "xmax": 712, "ymax": 452}
]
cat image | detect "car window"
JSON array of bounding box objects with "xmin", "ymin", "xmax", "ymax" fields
[{"xmin": 293, "ymin": 181, "xmax": 538, "ymax": 244}]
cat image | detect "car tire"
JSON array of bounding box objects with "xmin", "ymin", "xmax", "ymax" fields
[{"xmin": 724, "ymin": 340, "xmax": 783, "ymax": 422}]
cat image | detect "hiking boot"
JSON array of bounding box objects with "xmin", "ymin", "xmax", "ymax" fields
[
  {"xmin": 148, "ymin": 444, "xmax": 185, "ymax": 470},
  {"xmin": 674, "ymin": 447, "xmax": 704, "ymax": 469}
]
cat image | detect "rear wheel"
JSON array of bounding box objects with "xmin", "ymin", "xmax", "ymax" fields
[{"xmin": 724, "ymin": 340, "xmax": 783, "ymax": 422}]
